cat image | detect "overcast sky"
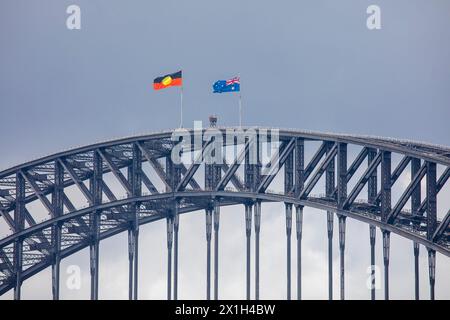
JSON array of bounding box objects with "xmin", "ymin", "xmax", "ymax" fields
[{"xmin": 0, "ymin": 0, "xmax": 449, "ymax": 300}]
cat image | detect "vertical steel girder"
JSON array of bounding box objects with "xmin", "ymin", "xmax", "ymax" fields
[
  {"xmin": 411, "ymin": 158, "xmax": 421, "ymax": 301},
  {"xmin": 382, "ymin": 230, "xmax": 390, "ymax": 300},
  {"xmin": 428, "ymin": 249, "xmax": 436, "ymax": 300},
  {"xmin": 89, "ymin": 215, "xmax": 99, "ymax": 300},
  {"xmin": 337, "ymin": 143, "xmax": 347, "ymax": 210},
  {"xmin": 426, "ymin": 162, "xmax": 437, "ymax": 240},
  {"xmin": 133, "ymin": 220, "xmax": 139, "ymax": 301},
  {"xmin": 337, "ymin": 143, "xmax": 347, "ymax": 300},
  {"xmin": 52, "ymin": 161, "xmax": 64, "ymax": 300},
  {"xmin": 127, "ymin": 229, "xmax": 134, "ymax": 300},
  {"xmin": 414, "ymin": 242, "xmax": 420, "ymax": 300},
  {"xmin": 285, "ymin": 203, "xmax": 292, "ymax": 300},
  {"xmin": 327, "ymin": 211, "xmax": 333, "ymax": 301},
  {"xmin": 166, "ymin": 157, "xmax": 174, "ymax": 192},
  {"xmin": 14, "ymin": 173, "xmax": 25, "ymax": 300},
  {"xmin": 213, "ymin": 165, "xmax": 222, "ymax": 192},
  {"xmin": 254, "ymin": 201, "xmax": 261, "ymax": 300},
  {"xmin": 329, "ymin": 147, "xmax": 370, "ymax": 198},
  {"xmin": 128, "ymin": 169, "xmax": 134, "ymax": 301},
  {"xmin": 325, "ymin": 143, "xmax": 335, "ymax": 200},
  {"xmin": 280, "ymin": 142, "xmax": 298, "ymax": 300},
  {"xmin": 173, "ymin": 206, "xmax": 179, "ymax": 300},
  {"xmin": 244, "ymin": 138, "xmax": 255, "ymax": 192},
  {"xmin": 51, "ymin": 225, "xmax": 62, "ymax": 300},
  {"xmin": 205, "ymin": 208, "xmax": 212, "ymax": 300},
  {"xmin": 368, "ymin": 149, "xmax": 377, "ymax": 300},
  {"xmin": 369, "ymin": 225, "xmax": 376, "ymax": 300},
  {"xmin": 325, "ymin": 142, "xmax": 335, "ymax": 301},
  {"xmin": 206, "ymin": 139, "xmax": 222, "ymax": 300},
  {"xmin": 205, "ymin": 140, "xmax": 222, "ymax": 191},
  {"xmin": 132, "ymin": 144, "xmax": 143, "ymax": 197},
  {"xmin": 381, "ymin": 151, "xmax": 391, "ymax": 223},
  {"xmin": 294, "ymin": 139, "xmax": 304, "ymax": 300},
  {"xmin": 294, "ymin": 138, "xmax": 305, "ymax": 197},
  {"xmin": 213, "ymin": 202, "xmax": 220, "ymax": 300},
  {"xmin": 411, "ymin": 159, "xmax": 421, "ymax": 215},
  {"xmin": 166, "ymin": 214, "xmax": 174, "ymax": 300},
  {"xmin": 128, "ymin": 144, "xmax": 142, "ymax": 300},
  {"xmin": 338, "ymin": 215, "xmax": 346, "ymax": 300},
  {"xmin": 295, "ymin": 205, "xmax": 303, "ymax": 300},
  {"xmin": 374, "ymin": 156, "xmax": 411, "ymax": 204},
  {"xmin": 254, "ymin": 134, "xmax": 262, "ymax": 190},
  {"xmin": 380, "ymin": 151, "xmax": 391, "ymax": 300},
  {"xmin": 368, "ymin": 149, "xmax": 378, "ymax": 204},
  {"xmin": 90, "ymin": 151, "xmax": 102, "ymax": 300},
  {"xmin": 285, "ymin": 146, "xmax": 294, "ymax": 195},
  {"xmin": 426, "ymin": 162, "xmax": 437, "ymax": 301},
  {"xmin": 13, "ymin": 238, "xmax": 22, "ymax": 300},
  {"xmin": 245, "ymin": 204, "xmax": 252, "ymax": 300},
  {"xmin": 205, "ymin": 163, "xmax": 214, "ymax": 192},
  {"xmin": 167, "ymin": 155, "xmax": 181, "ymax": 300}
]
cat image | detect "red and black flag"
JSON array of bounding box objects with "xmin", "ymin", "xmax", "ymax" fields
[{"xmin": 153, "ymin": 70, "xmax": 182, "ymax": 90}]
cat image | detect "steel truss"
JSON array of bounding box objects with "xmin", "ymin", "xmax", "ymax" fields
[{"xmin": 0, "ymin": 128, "xmax": 449, "ymax": 300}]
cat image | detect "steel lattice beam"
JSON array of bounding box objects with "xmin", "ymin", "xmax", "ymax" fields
[
  {"xmin": 58, "ymin": 158, "xmax": 94, "ymax": 205},
  {"xmin": 215, "ymin": 138, "xmax": 253, "ymax": 191},
  {"xmin": 258, "ymin": 138, "xmax": 295, "ymax": 193},
  {"xmin": 418, "ymin": 167, "xmax": 450, "ymax": 214},
  {"xmin": 20, "ymin": 170, "xmax": 54, "ymax": 217},
  {"xmin": 177, "ymin": 141, "xmax": 213, "ymax": 192},
  {"xmin": 387, "ymin": 163, "xmax": 427, "ymax": 224},
  {"xmin": 433, "ymin": 209, "xmax": 450, "ymax": 242},
  {"xmin": 0, "ymin": 128, "xmax": 449, "ymax": 299},
  {"xmin": 299, "ymin": 143, "xmax": 338, "ymax": 199},
  {"xmin": 98, "ymin": 149, "xmax": 132, "ymax": 196},
  {"xmin": 375, "ymin": 156, "xmax": 411, "ymax": 204},
  {"xmin": 343, "ymin": 151, "xmax": 381, "ymax": 209}
]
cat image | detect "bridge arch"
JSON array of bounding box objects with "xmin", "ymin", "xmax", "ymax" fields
[{"xmin": 0, "ymin": 128, "xmax": 449, "ymax": 299}]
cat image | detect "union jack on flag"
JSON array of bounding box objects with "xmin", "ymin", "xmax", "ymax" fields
[{"xmin": 226, "ymin": 77, "xmax": 240, "ymax": 86}]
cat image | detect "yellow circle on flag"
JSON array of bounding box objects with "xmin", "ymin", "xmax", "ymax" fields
[{"xmin": 162, "ymin": 76, "xmax": 173, "ymax": 86}]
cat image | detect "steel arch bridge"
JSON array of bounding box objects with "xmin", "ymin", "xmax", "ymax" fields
[{"xmin": 0, "ymin": 127, "xmax": 449, "ymax": 300}]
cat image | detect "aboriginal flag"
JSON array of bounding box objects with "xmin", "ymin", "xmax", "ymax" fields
[{"xmin": 153, "ymin": 71, "xmax": 183, "ymax": 90}]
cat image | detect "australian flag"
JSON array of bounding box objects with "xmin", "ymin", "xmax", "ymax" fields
[{"xmin": 213, "ymin": 77, "xmax": 240, "ymax": 93}]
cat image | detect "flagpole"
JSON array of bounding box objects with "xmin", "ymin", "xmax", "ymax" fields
[
  {"xmin": 238, "ymin": 74, "xmax": 242, "ymax": 128},
  {"xmin": 239, "ymin": 92, "xmax": 242, "ymax": 128},
  {"xmin": 180, "ymin": 85, "xmax": 183, "ymax": 128}
]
